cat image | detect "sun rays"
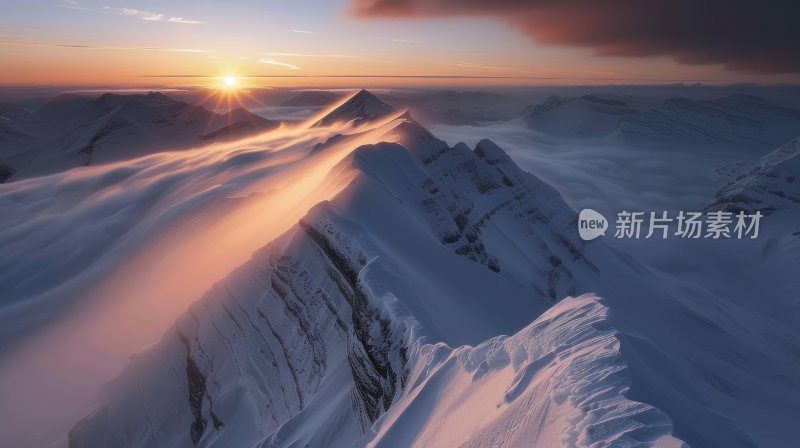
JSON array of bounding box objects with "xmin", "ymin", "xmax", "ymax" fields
[{"xmin": 194, "ymin": 75, "xmax": 264, "ymax": 130}]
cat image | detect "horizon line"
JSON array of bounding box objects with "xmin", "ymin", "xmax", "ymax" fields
[{"xmin": 138, "ymin": 74, "xmax": 734, "ymax": 83}]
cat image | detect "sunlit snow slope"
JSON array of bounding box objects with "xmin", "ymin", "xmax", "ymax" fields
[
  {"xmin": 68, "ymin": 93, "xmax": 602, "ymax": 448},
  {"xmin": 1, "ymin": 90, "xmax": 798, "ymax": 448},
  {"xmin": 0, "ymin": 91, "xmax": 416, "ymax": 447},
  {"xmin": 370, "ymin": 294, "xmax": 685, "ymax": 448}
]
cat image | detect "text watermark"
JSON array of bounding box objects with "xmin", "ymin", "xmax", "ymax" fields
[{"xmin": 579, "ymin": 209, "xmax": 763, "ymax": 241}]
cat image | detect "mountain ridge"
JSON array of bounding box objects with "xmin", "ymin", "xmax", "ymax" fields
[
  {"xmin": 703, "ymin": 137, "xmax": 800, "ymax": 220},
  {"xmin": 2, "ymin": 89, "xmax": 797, "ymax": 448},
  {"xmin": 0, "ymin": 92, "xmax": 279, "ymax": 182},
  {"xmin": 67, "ymin": 98, "xmax": 604, "ymax": 447},
  {"xmin": 523, "ymin": 93, "xmax": 800, "ymax": 147}
]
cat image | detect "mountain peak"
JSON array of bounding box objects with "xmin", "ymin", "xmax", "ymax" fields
[
  {"xmin": 313, "ymin": 89, "xmax": 396, "ymax": 127},
  {"xmin": 352, "ymin": 88, "xmax": 376, "ymax": 98}
]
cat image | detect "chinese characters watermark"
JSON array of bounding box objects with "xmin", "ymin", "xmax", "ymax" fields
[{"xmin": 579, "ymin": 209, "xmax": 762, "ymax": 241}]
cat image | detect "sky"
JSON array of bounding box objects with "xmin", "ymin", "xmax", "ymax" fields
[{"xmin": 1, "ymin": 0, "xmax": 798, "ymax": 87}]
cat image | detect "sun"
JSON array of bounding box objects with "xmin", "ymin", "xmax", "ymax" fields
[{"xmin": 197, "ymin": 74, "xmax": 262, "ymax": 121}]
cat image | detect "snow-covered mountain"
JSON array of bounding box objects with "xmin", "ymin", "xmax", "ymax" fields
[
  {"xmin": 1, "ymin": 89, "xmax": 798, "ymax": 448},
  {"xmin": 620, "ymin": 95, "xmax": 800, "ymax": 148},
  {"xmin": 0, "ymin": 106, "xmax": 34, "ymax": 141},
  {"xmin": 370, "ymin": 294, "xmax": 685, "ymax": 448},
  {"xmin": 0, "ymin": 109, "xmax": 36, "ymax": 181},
  {"xmin": 0, "ymin": 92, "xmax": 278, "ymax": 182},
  {"xmin": 41, "ymin": 91, "xmax": 797, "ymax": 448},
  {"xmin": 524, "ymin": 94, "xmax": 644, "ymax": 139},
  {"xmin": 524, "ymin": 93, "xmax": 800, "ymax": 148},
  {"xmin": 704, "ymin": 137, "xmax": 800, "ymax": 214},
  {"xmin": 68, "ymin": 99, "xmax": 602, "ymax": 448},
  {"xmin": 312, "ymin": 89, "xmax": 397, "ymax": 127}
]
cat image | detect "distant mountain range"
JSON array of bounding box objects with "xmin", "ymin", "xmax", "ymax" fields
[
  {"xmin": 523, "ymin": 93, "xmax": 800, "ymax": 149},
  {"xmin": 381, "ymin": 90, "xmax": 528, "ymax": 126},
  {"xmin": 0, "ymin": 92, "xmax": 278, "ymax": 182}
]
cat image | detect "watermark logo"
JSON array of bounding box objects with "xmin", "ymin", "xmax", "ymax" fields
[
  {"xmin": 578, "ymin": 209, "xmax": 608, "ymax": 241},
  {"xmin": 578, "ymin": 209, "xmax": 763, "ymax": 241}
]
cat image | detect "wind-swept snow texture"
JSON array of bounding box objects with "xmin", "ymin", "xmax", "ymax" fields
[
  {"xmin": 2, "ymin": 90, "xmax": 799, "ymax": 448},
  {"xmin": 69, "ymin": 106, "xmax": 601, "ymax": 448},
  {"xmin": 0, "ymin": 93, "xmax": 409, "ymax": 447},
  {"xmin": 371, "ymin": 294, "xmax": 685, "ymax": 448}
]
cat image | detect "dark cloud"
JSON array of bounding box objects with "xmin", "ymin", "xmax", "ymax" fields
[{"xmin": 350, "ymin": 0, "xmax": 800, "ymax": 74}]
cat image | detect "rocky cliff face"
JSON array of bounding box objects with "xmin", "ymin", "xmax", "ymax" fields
[
  {"xmin": 70, "ymin": 214, "xmax": 408, "ymax": 447},
  {"xmin": 64, "ymin": 92, "xmax": 800, "ymax": 448},
  {"xmin": 69, "ymin": 109, "xmax": 601, "ymax": 448}
]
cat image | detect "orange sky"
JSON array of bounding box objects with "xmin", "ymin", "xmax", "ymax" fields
[{"xmin": 1, "ymin": 0, "xmax": 798, "ymax": 87}]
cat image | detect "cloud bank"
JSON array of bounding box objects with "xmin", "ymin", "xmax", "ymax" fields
[{"xmin": 350, "ymin": 0, "xmax": 800, "ymax": 74}]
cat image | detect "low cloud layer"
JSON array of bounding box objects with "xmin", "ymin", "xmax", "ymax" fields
[
  {"xmin": 429, "ymin": 120, "xmax": 756, "ymax": 217},
  {"xmin": 350, "ymin": 0, "xmax": 799, "ymax": 74}
]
